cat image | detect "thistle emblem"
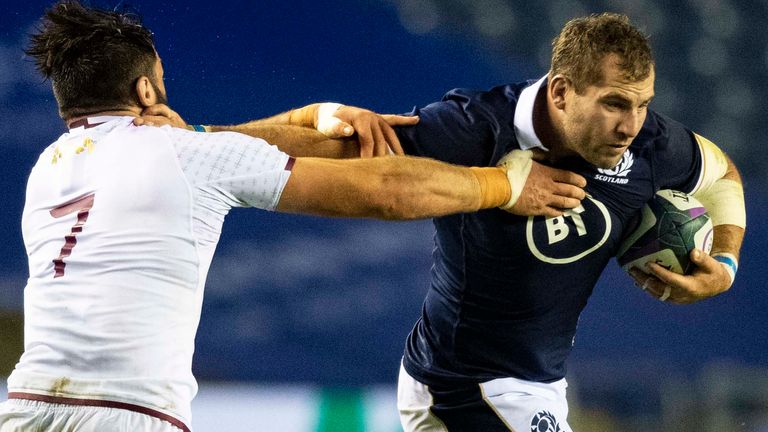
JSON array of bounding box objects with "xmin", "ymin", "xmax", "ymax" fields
[{"xmin": 598, "ymin": 150, "xmax": 634, "ymax": 177}]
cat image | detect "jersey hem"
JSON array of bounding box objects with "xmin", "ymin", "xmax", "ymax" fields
[{"xmin": 7, "ymin": 392, "xmax": 190, "ymax": 432}]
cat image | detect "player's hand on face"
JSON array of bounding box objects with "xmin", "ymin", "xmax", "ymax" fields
[
  {"xmin": 133, "ymin": 104, "xmax": 188, "ymax": 129},
  {"xmin": 627, "ymin": 249, "xmax": 732, "ymax": 304},
  {"xmin": 508, "ymin": 160, "xmax": 587, "ymax": 218},
  {"xmin": 327, "ymin": 105, "xmax": 418, "ymax": 158}
]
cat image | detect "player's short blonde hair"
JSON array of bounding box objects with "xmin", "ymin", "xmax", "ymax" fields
[{"xmin": 550, "ymin": 13, "xmax": 654, "ymax": 93}]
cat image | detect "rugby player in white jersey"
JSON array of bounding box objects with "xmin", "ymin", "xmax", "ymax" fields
[{"xmin": 0, "ymin": 1, "xmax": 589, "ymax": 431}]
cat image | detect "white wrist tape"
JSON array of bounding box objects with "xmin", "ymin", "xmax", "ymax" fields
[
  {"xmin": 659, "ymin": 286, "xmax": 672, "ymax": 302},
  {"xmin": 713, "ymin": 252, "xmax": 738, "ymax": 286},
  {"xmin": 496, "ymin": 149, "xmax": 534, "ymax": 210},
  {"xmin": 316, "ymin": 102, "xmax": 344, "ymax": 137},
  {"xmin": 694, "ymin": 178, "xmax": 746, "ymax": 228}
]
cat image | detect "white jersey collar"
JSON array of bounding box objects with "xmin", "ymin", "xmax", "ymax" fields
[{"xmin": 513, "ymin": 75, "xmax": 549, "ymax": 151}]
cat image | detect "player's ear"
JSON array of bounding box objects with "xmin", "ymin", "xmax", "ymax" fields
[
  {"xmin": 549, "ymin": 75, "xmax": 569, "ymax": 111},
  {"xmin": 134, "ymin": 76, "xmax": 156, "ymax": 108}
]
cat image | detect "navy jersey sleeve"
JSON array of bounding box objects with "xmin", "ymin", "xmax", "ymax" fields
[
  {"xmin": 644, "ymin": 110, "xmax": 703, "ymax": 194},
  {"xmin": 395, "ymin": 86, "xmax": 520, "ymax": 167}
]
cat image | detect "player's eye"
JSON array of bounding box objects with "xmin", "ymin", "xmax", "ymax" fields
[{"xmin": 603, "ymin": 100, "xmax": 625, "ymax": 109}]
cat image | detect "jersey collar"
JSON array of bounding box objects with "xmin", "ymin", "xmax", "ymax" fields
[
  {"xmin": 68, "ymin": 115, "xmax": 132, "ymax": 131},
  {"xmin": 513, "ymin": 75, "xmax": 549, "ymax": 151}
]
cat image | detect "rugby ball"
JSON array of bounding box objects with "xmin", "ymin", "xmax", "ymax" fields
[{"xmin": 617, "ymin": 189, "xmax": 713, "ymax": 275}]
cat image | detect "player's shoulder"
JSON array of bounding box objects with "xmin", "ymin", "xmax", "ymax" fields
[
  {"xmin": 635, "ymin": 109, "xmax": 695, "ymax": 152},
  {"xmin": 159, "ymin": 125, "xmax": 269, "ymax": 150},
  {"xmin": 437, "ymin": 80, "xmax": 530, "ymax": 120},
  {"xmin": 442, "ymin": 81, "xmax": 529, "ymax": 105}
]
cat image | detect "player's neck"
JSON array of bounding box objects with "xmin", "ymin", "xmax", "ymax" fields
[{"xmin": 533, "ymin": 86, "xmax": 568, "ymax": 162}]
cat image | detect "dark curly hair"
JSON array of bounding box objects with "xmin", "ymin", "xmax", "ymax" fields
[
  {"xmin": 26, "ymin": 0, "xmax": 158, "ymax": 118},
  {"xmin": 550, "ymin": 13, "xmax": 654, "ymax": 93}
]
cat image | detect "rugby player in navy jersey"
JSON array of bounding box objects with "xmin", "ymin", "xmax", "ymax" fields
[{"xmin": 328, "ymin": 12, "xmax": 746, "ymax": 432}]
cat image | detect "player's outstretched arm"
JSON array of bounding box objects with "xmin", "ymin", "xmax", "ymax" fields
[
  {"xmin": 133, "ymin": 103, "xmax": 414, "ymax": 159},
  {"xmin": 629, "ymin": 156, "xmax": 745, "ymax": 304},
  {"xmin": 276, "ymin": 150, "xmax": 586, "ymax": 220},
  {"xmin": 133, "ymin": 104, "xmax": 358, "ymax": 157},
  {"xmin": 276, "ymin": 156, "xmax": 503, "ymax": 219}
]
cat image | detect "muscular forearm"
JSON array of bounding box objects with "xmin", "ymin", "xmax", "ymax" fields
[
  {"xmin": 227, "ymin": 103, "xmax": 319, "ymax": 128},
  {"xmin": 711, "ymin": 224, "xmax": 744, "ymax": 259},
  {"xmin": 209, "ymin": 123, "xmax": 357, "ymax": 158},
  {"xmin": 277, "ymin": 156, "xmax": 509, "ymax": 220}
]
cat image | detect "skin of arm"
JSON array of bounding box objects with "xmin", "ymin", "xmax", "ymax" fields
[
  {"xmin": 208, "ymin": 123, "xmax": 359, "ymax": 158},
  {"xmin": 215, "ymin": 103, "xmax": 415, "ymax": 157},
  {"xmin": 245, "ymin": 103, "xmax": 317, "ymax": 126},
  {"xmin": 629, "ymin": 156, "xmax": 745, "ymax": 304},
  {"xmin": 277, "ymin": 156, "xmax": 494, "ymax": 220}
]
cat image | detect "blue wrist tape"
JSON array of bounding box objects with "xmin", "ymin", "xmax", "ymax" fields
[{"xmin": 713, "ymin": 253, "xmax": 738, "ymax": 284}]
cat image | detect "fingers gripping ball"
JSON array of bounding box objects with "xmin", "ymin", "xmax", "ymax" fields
[
  {"xmin": 617, "ymin": 190, "xmax": 714, "ymax": 275},
  {"xmin": 496, "ymin": 149, "xmax": 534, "ymax": 210}
]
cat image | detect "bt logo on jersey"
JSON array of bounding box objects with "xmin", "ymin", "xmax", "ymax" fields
[
  {"xmin": 545, "ymin": 205, "xmax": 586, "ymax": 245},
  {"xmin": 526, "ymin": 195, "xmax": 612, "ymax": 264}
]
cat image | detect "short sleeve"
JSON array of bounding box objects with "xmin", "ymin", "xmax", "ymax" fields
[{"xmin": 170, "ymin": 128, "xmax": 292, "ymax": 210}]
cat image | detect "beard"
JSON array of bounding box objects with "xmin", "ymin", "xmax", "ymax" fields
[{"xmin": 150, "ymin": 79, "xmax": 168, "ymax": 106}]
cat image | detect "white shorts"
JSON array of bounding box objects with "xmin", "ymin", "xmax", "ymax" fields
[
  {"xmin": 0, "ymin": 398, "xmax": 186, "ymax": 432},
  {"xmin": 397, "ymin": 363, "xmax": 573, "ymax": 432}
]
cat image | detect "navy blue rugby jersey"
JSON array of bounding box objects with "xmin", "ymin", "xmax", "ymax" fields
[{"xmin": 396, "ymin": 78, "xmax": 703, "ymax": 385}]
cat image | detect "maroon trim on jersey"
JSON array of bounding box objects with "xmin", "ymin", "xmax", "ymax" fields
[
  {"xmin": 50, "ymin": 194, "xmax": 95, "ymax": 219},
  {"xmin": 67, "ymin": 118, "xmax": 106, "ymax": 130},
  {"xmin": 284, "ymin": 156, "xmax": 296, "ymax": 171},
  {"xmin": 7, "ymin": 392, "xmax": 190, "ymax": 432}
]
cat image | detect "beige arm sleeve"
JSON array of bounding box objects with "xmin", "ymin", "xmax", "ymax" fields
[{"xmin": 690, "ymin": 134, "xmax": 746, "ymax": 228}]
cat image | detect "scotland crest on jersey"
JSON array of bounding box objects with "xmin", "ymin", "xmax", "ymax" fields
[
  {"xmin": 530, "ymin": 410, "xmax": 562, "ymax": 432},
  {"xmin": 595, "ymin": 150, "xmax": 633, "ymax": 184}
]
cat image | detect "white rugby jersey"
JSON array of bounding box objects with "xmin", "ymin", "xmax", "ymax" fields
[{"xmin": 8, "ymin": 116, "xmax": 292, "ymax": 430}]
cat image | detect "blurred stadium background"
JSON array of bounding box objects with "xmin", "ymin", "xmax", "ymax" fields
[{"xmin": 2, "ymin": 0, "xmax": 767, "ymax": 430}]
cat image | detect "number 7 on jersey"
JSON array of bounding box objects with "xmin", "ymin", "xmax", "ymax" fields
[{"xmin": 50, "ymin": 193, "xmax": 95, "ymax": 278}]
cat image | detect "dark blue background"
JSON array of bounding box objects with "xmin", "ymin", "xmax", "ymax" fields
[{"xmin": 2, "ymin": 0, "xmax": 766, "ymax": 387}]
